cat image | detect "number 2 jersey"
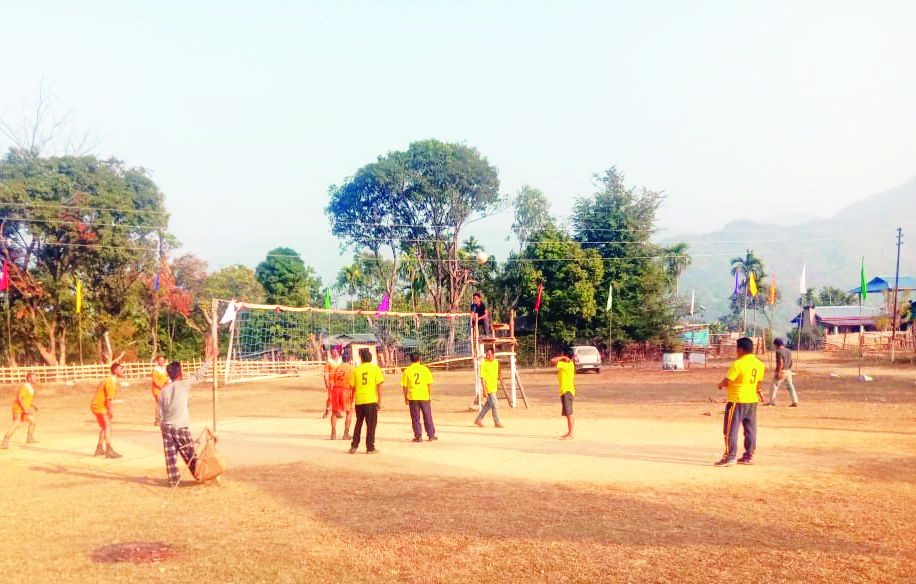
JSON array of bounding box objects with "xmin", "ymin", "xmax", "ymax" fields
[
  {"xmin": 725, "ymin": 354, "xmax": 766, "ymax": 403},
  {"xmin": 400, "ymin": 363, "xmax": 433, "ymax": 401}
]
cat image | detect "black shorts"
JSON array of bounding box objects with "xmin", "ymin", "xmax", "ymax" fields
[{"xmin": 560, "ymin": 392, "xmax": 574, "ymax": 416}]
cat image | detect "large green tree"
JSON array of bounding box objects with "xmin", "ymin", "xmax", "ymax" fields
[
  {"xmin": 510, "ymin": 185, "xmax": 553, "ymax": 251},
  {"xmin": 0, "ymin": 152, "xmax": 167, "ymax": 364},
  {"xmin": 255, "ymin": 247, "xmax": 322, "ymax": 306}
]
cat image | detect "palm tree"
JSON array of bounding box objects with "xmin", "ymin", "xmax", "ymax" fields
[
  {"xmin": 664, "ymin": 242, "xmax": 691, "ymax": 297},
  {"xmin": 462, "ymin": 236, "xmax": 484, "ymax": 255}
]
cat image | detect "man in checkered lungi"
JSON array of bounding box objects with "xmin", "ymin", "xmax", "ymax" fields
[{"xmin": 159, "ymin": 342, "xmax": 215, "ymax": 487}]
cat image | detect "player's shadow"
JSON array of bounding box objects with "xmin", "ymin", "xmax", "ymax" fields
[
  {"xmin": 232, "ymin": 461, "xmax": 873, "ymax": 555},
  {"xmin": 29, "ymin": 463, "xmax": 162, "ymax": 487}
]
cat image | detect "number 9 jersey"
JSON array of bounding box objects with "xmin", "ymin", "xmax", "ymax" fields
[{"xmin": 725, "ymin": 354, "xmax": 766, "ymax": 403}]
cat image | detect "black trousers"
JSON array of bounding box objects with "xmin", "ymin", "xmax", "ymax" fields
[
  {"xmin": 723, "ymin": 402, "xmax": 757, "ymax": 460},
  {"xmin": 352, "ymin": 403, "xmax": 379, "ymax": 451}
]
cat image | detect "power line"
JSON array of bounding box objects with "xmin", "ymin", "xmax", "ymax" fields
[{"xmin": 1, "ymin": 201, "xmax": 168, "ymax": 217}]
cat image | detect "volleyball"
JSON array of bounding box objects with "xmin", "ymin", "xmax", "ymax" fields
[{"xmin": 476, "ymin": 251, "xmax": 489, "ymax": 265}]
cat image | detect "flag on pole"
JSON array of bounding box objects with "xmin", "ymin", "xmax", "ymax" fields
[
  {"xmin": 689, "ymin": 290, "xmax": 695, "ymax": 315},
  {"xmin": 748, "ymin": 272, "xmax": 758, "ymax": 297},
  {"xmin": 860, "ymin": 257, "xmax": 867, "ymax": 301},
  {"xmin": 605, "ymin": 282, "xmax": 613, "ymax": 312},
  {"xmin": 534, "ymin": 283, "xmax": 543, "ymax": 312},
  {"xmin": 0, "ymin": 261, "xmax": 8, "ymax": 292},
  {"xmin": 798, "ymin": 263, "xmax": 806, "ymax": 295},
  {"xmin": 377, "ymin": 293, "xmax": 390, "ymax": 313},
  {"xmin": 733, "ymin": 271, "xmax": 740, "ymax": 296},
  {"xmin": 768, "ymin": 275, "xmax": 776, "ymax": 305},
  {"xmin": 324, "ymin": 289, "xmax": 332, "ymax": 310},
  {"xmin": 75, "ymin": 279, "xmax": 82, "ymax": 314}
]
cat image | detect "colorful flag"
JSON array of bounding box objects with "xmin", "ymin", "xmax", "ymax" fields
[
  {"xmin": 324, "ymin": 289, "xmax": 332, "ymax": 310},
  {"xmin": 768, "ymin": 275, "xmax": 776, "ymax": 305},
  {"xmin": 798, "ymin": 263, "xmax": 806, "ymax": 295},
  {"xmin": 733, "ymin": 271, "xmax": 740, "ymax": 296},
  {"xmin": 377, "ymin": 293, "xmax": 390, "ymax": 313},
  {"xmin": 859, "ymin": 257, "xmax": 867, "ymax": 301},
  {"xmin": 689, "ymin": 290, "xmax": 695, "ymax": 316},
  {"xmin": 0, "ymin": 261, "xmax": 8, "ymax": 292},
  {"xmin": 605, "ymin": 282, "xmax": 613, "ymax": 312},
  {"xmin": 75, "ymin": 279, "xmax": 82, "ymax": 314},
  {"xmin": 534, "ymin": 283, "xmax": 543, "ymax": 312},
  {"xmin": 748, "ymin": 271, "xmax": 758, "ymax": 297}
]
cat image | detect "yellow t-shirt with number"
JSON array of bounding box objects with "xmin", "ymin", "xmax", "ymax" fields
[
  {"xmin": 12, "ymin": 383, "xmax": 34, "ymax": 415},
  {"xmin": 556, "ymin": 360, "xmax": 576, "ymax": 395},
  {"xmin": 400, "ymin": 363, "xmax": 433, "ymax": 401},
  {"xmin": 725, "ymin": 354, "xmax": 765, "ymax": 403},
  {"xmin": 479, "ymin": 358, "xmax": 499, "ymax": 395},
  {"xmin": 350, "ymin": 362, "xmax": 384, "ymax": 406}
]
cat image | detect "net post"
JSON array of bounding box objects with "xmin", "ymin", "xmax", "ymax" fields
[
  {"xmin": 211, "ymin": 298, "xmax": 219, "ymax": 433},
  {"xmin": 510, "ymin": 308, "xmax": 517, "ymax": 408},
  {"xmin": 472, "ymin": 318, "xmax": 482, "ymax": 411}
]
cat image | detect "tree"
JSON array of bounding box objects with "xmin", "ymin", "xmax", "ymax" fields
[
  {"xmin": 572, "ymin": 167, "xmax": 673, "ymax": 342},
  {"xmin": 816, "ymin": 286, "xmax": 856, "ymax": 305},
  {"xmin": 663, "ymin": 242, "xmax": 691, "ymax": 297},
  {"xmin": 510, "ymin": 185, "xmax": 553, "ymax": 251},
  {"xmin": 328, "ymin": 140, "xmax": 501, "ymax": 313},
  {"xmin": 0, "ymin": 152, "xmax": 167, "ymax": 364},
  {"xmin": 727, "ymin": 250, "xmax": 775, "ymax": 330},
  {"xmin": 462, "ymin": 236, "xmax": 483, "ymax": 254},
  {"xmin": 502, "ymin": 227, "xmax": 604, "ymax": 343},
  {"xmin": 255, "ymin": 247, "xmax": 322, "ymax": 306},
  {"xmin": 203, "ymin": 265, "xmax": 266, "ymax": 305}
]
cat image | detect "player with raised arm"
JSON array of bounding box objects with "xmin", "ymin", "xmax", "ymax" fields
[
  {"xmin": 715, "ymin": 337, "xmax": 765, "ymax": 467},
  {"xmin": 1, "ymin": 373, "xmax": 39, "ymax": 449},
  {"xmin": 550, "ymin": 348, "xmax": 577, "ymax": 440}
]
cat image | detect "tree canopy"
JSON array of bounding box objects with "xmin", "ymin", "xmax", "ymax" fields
[{"xmin": 255, "ymin": 247, "xmax": 322, "ymax": 306}]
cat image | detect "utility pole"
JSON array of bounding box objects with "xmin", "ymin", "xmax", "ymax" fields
[
  {"xmin": 890, "ymin": 227, "xmax": 904, "ymax": 362},
  {"xmin": 742, "ymin": 249, "xmax": 750, "ymax": 335}
]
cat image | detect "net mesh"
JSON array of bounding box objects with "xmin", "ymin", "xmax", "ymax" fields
[{"xmin": 228, "ymin": 303, "xmax": 473, "ymax": 375}]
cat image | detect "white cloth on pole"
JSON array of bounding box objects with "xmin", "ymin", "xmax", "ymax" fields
[
  {"xmin": 798, "ymin": 264, "xmax": 807, "ymax": 295},
  {"xmin": 220, "ymin": 300, "xmax": 238, "ymax": 325}
]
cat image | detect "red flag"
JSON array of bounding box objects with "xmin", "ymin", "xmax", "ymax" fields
[
  {"xmin": 534, "ymin": 283, "xmax": 543, "ymax": 312},
  {"xmin": 0, "ymin": 261, "xmax": 9, "ymax": 292}
]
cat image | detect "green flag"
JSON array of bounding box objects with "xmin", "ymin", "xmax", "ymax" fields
[
  {"xmin": 606, "ymin": 282, "xmax": 613, "ymax": 312},
  {"xmin": 324, "ymin": 289, "xmax": 332, "ymax": 310},
  {"xmin": 859, "ymin": 257, "xmax": 867, "ymax": 301}
]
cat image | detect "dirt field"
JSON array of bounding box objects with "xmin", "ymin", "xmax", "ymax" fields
[{"xmin": 1, "ymin": 353, "xmax": 914, "ymax": 583}]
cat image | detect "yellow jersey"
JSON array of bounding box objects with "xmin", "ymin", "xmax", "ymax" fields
[
  {"xmin": 12, "ymin": 383, "xmax": 34, "ymax": 414},
  {"xmin": 400, "ymin": 363, "xmax": 433, "ymax": 401},
  {"xmin": 556, "ymin": 360, "xmax": 575, "ymax": 395},
  {"xmin": 725, "ymin": 354, "xmax": 765, "ymax": 403},
  {"xmin": 480, "ymin": 358, "xmax": 499, "ymax": 395},
  {"xmin": 350, "ymin": 362, "xmax": 384, "ymax": 406},
  {"xmin": 151, "ymin": 365, "xmax": 169, "ymax": 397},
  {"xmin": 91, "ymin": 375, "xmax": 118, "ymax": 414}
]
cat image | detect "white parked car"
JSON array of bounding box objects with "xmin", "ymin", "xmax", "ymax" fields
[{"xmin": 571, "ymin": 345, "xmax": 602, "ymax": 373}]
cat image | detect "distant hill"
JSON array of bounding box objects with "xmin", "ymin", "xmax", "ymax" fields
[{"xmin": 674, "ymin": 177, "xmax": 916, "ymax": 334}]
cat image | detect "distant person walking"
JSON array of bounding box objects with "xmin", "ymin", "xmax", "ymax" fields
[
  {"xmin": 474, "ymin": 347, "xmax": 503, "ymax": 428},
  {"xmin": 1, "ymin": 373, "xmax": 39, "ymax": 449},
  {"xmin": 401, "ymin": 352, "xmax": 437, "ymax": 442},
  {"xmin": 715, "ymin": 337, "xmax": 765, "ymax": 466},
  {"xmin": 767, "ymin": 338, "xmax": 799, "ymax": 407},
  {"xmin": 349, "ymin": 348, "xmax": 384, "ymax": 454}
]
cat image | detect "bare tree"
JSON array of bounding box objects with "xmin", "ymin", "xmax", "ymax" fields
[{"xmin": 0, "ymin": 81, "xmax": 98, "ymax": 158}]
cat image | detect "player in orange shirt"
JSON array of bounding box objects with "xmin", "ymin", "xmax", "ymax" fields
[
  {"xmin": 91, "ymin": 362, "xmax": 125, "ymax": 459},
  {"xmin": 151, "ymin": 355, "xmax": 169, "ymax": 426},
  {"xmin": 324, "ymin": 345, "xmax": 351, "ymax": 440},
  {"xmin": 1, "ymin": 372, "xmax": 39, "ymax": 449}
]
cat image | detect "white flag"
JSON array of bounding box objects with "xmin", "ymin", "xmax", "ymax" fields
[
  {"xmin": 689, "ymin": 290, "xmax": 695, "ymax": 316},
  {"xmin": 798, "ymin": 263, "xmax": 807, "ymax": 295},
  {"xmin": 219, "ymin": 300, "xmax": 238, "ymax": 325}
]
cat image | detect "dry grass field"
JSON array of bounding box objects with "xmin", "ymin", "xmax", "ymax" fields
[{"xmin": 1, "ymin": 353, "xmax": 914, "ymax": 583}]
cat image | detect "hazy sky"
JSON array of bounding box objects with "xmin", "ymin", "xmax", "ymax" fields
[{"xmin": 2, "ymin": 1, "xmax": 914, "ymax": 285}]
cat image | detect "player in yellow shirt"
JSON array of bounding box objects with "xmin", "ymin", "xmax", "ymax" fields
[
  {"xmin": 401, "ymin": 353, "xmax": 437, "ymax": 442},
  {"xmin": 715, "ymin": 337, "xmax": 765, "ymax": 466},
  {"xmin": 474, "ymin": 347, "xmax": 503, "ymax": 428},
  {"xmin": 550, "ymin": 348, "xmax": 577, "ymax": 440},
  {"xmin": 1, "ymin": 373, "xmax": 39, "ymax": 449},
  {"xmin": 151, "ymin": 355, "xmax": 169, "ymax": 426},
  {"xmin": 348, "ymin": 348, "xmax": 384, "ymax": 454},
  {"xmin": 91, "ymin": 362, "xmax": 125, "ymax": 459}
]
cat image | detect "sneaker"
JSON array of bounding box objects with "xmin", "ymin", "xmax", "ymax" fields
[
  {"xmin": 367, "ymin": 449, "xmax": 380, "ymax": 454},
  {"xmin": 428, "ymin": 436, "xmax": 438, "ymax": 441},
  {"xmin": 714, "ymin": 457, "xmax": 736, "ymax": 467},
  {"xmin": 348, "ymin": 447, "xmax": 357, "ymax": 454},
  {"xmin": 762, "ymin": 402, "xmax": 775, "ymax": 407},
  {"xmin": 412, "ymin": 437, "xmax": 423, "ymax": 443},
  {"xmin": 789, "ymin": 403, "xmax": 799, "ymax": 408},
  {"xmin": 474, "ymin": 419, "xmax": 484, "ymax": 427},
  {"xmin": 495, "ymin": 423, "xmax": 504, "ymax": 428},
  {"xmin": 737, "ymin": 456, "xmax": 753, "ymax": 465},
  {"xmin": 105, "ymin": 447, "xmax": 123, "ymax": 459}
]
